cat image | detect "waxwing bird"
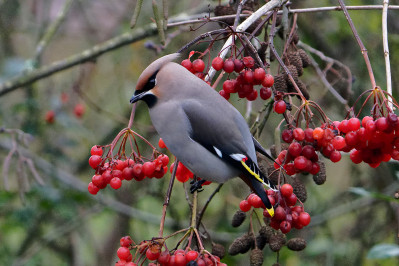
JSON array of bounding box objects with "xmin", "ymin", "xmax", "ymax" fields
[{"xmin": 130, "ymin": 53, "xmax": 278, "ymax": 216}]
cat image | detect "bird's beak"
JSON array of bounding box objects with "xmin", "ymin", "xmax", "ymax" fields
[{"xmin": 130, "ymin": 90, "xmax": 147, "ymax": 104}]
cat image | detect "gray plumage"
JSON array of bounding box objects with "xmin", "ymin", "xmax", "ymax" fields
[{"xmin": 130, "ymin": 53, "xmax": 276, "ymax": 215}]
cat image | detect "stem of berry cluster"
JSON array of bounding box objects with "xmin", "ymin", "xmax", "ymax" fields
[
  {"xmin": 128, "ymin": 103, "xmax": 137, "ymax": 129},
  {"xmin": 159, "ymin": 159, "xmax": 179, "ymax": 237},
  {"xmin": 337, "ymin": 0, "xmax": 376, "ymax": 89}
]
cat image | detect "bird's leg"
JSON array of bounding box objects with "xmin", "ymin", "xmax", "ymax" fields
[{"xmin": 190, "ymin": 177, "xmax": 206, "ymax": 193}]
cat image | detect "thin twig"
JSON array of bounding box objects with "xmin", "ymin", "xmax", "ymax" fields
[
  {"xmin": 159, "ymin": 159, "xmax": 178, "ymax": 237},
  {"xmin": 205, "ymin": 0, "xmax": 286, "ymax": 82},
  {"xmin": 130, "ymin": 0, "xmax": 144, "ymax": 28},
  {"xmin": 382, "ymin": 0, "xmax": 392, "ymax": 110},
  {"xmin": 33, "ymin": 0, "xmax": 74, "ymax": 66},
  {"xmin": 233, "ymin": 0, "xmax": 248, "ymax": 30},
  {"xmin": 196, "ymin": 184, "xmax": 223, "ymax": 228},
  {"xmin": 337, "ymin": 0, "xmax": 376, "ymax": 89}
]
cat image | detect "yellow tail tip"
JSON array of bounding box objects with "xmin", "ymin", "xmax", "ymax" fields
[{"xmin": 267, "ymin": 207, "xmax": 274, "ymax": 217}]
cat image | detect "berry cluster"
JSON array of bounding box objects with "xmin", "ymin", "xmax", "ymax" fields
[
  {"xmin": 114, "ymin": 236, "xmax": 225, "ymax": 266},
  {"xmin": 88, "ymin": 145, "xmax": 169, "ymax": 194},
  {"xmin": 180, "ymin": 55, "xmax": 274, "ymax": 102},
  {"xmin": 337, "ymin": 114, "xmax": 399, "ymax": 167},
  {"xmin": 239, "ymin": 184, "xmax": 310, "ymax": 234},
  {"xmin": 148, "ymin": 249, "xmax": 224, "ymax": 266}
]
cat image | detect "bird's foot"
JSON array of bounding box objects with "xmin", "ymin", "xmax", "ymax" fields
[{"xmin": 190, "ymin": 179, "xmax": 206, "ymax": 193}]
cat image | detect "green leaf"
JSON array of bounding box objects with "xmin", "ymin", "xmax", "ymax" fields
[
  {"xmin": 349, "ymin": 187, "xmax": 395, "ymax": 202},
  {"xmin": 367, "ymin": 244, "xmax": 399, "ymax": 259}
]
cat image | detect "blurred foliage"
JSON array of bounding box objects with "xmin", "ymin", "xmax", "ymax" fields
[{"xmin": 0, "ymin": 0, "xmax": 399, "ymax": 265}]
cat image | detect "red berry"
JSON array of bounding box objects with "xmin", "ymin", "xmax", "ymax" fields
[
  {"xmin": 294, "ymin": 156, "xmax": 307, "ymax": 170},
  {"xmin": 158, "ymin": 138, "xmax": 167, "ymax": 149},
  {"xmin": 115, "ymin": 160, "xmax": 128, "ymax": 171},
  {"xmin": 243, "ymin": 70, "xmax": 254, "ymax": 83},
  {"xmin": 350, "ymin": 149, "xmax": 362, "ymax": 164},
  {"xmin": 239, "ymin": 200, "xmax": 251, "ymax": 212},
  {"xmin": 299, "ymin": 212, "xmax": 311, "ymax": 226},
  {"xmin": 90, "ymin": 145, "xmax": 103, "ymax": 156},
  {"xmin": 45, "ymin": 110, "xmax": 55, "ymax": 124},
  {"xmin": 181, "ymin": 59, "xmax": 192, "ymax": 71},
  {"xmin": 142, "ymin": 162, "xmax": 155, "ymax": 177},
  {"xmin": 120, "ymin": 236, "xmax": 133, "ymax": 248},
  {"xmin": 329, "ymin": 150, "xmax": 341, "ymax": 162},
  {"xmin": 304, "ymin": 128, "xmax": 314, "ymax": 142},
  {"xmin": 122, "ymin": 167, "xmax": 135, "ymax": 181},
  {"xmin": 338, "ymin": 119, "xmax": 350, "ymax": 133},
  {"xmin": 312, "ymin": 127, "xmax": 324, "ymax": 140},
  {"xmin": 132, "ymin": 164, "xmax": 145, "ymax": 181},
  {"xmin": 248, "ymin": 194, "xmax": 263, "ymax": 208},
  {"xmin": 174, "ymin": 253, "xmax": 186, "ymax": 266},
  {"xmin": 348, "ymin": 117, "xmax": 361, "ymax": 131},
  {"xmin": 254, "ymin": 68, "xmax": 266, "ymax": 82},
  {"xmin": 112, "ymin": 169, "xmax": 123, "ymax": 179},
  {"xmin": 286, "ymin": 193, "xmax": 297, "ymax": 206},
  {"xmin": 219, "ymin": 90, "xmax": 230, "ymax": 100},
  {"xmin": 246, "ymin": 89, "xmax": 258, "ymax": 101},
  {"xmin": 362, "ymin": 116, "xmax": 373, "ymax": 127},
  {"xmin": 222, "ymin": 80, "xmax": 235, "ymax": 93},
  {"xmin": 74, "ymin": 103, "xmax": 85, "ymax": 118},
  {"xmin": 375, "ymin": 117, "xmax": 389, "ymax": 131},
  {"xmin": 280, "ymin": 184, "xmax": 293, "ymax": 198},
  {"xmin": 146, "ymin": 249, "xmax": 160, "ymax": 261},
  {"xmin": 310, "ymin": 162, "xmax": 321, "ymax": 175},
  {"xmin": 89, "ymin": 155, "xmax": 102, "ymax": 169},
  {"xmin": 223, "ymin": 59, "xmax": 234, "ymax": 73},
  {"xmin": 280, "ymin": 220, "xmax": 292, "ymax": 234},
  {"xmin": 260, "ymin": 87, "xmax": 272, "ymax": 100},
  {"xmin": 332, "ymin": 136, "xmax": 346, "ymax": 150},
  {"xmin": 110, "ymin": 178, "xmax": 122, "ymax": 189},
  {"xmin": 262, "ymin": 74, "xmax": 274, "ymax": 87},
  {"xmin": 293, "ymin": 128, "xmax": 305, "ymax": 141},
  {"xmin": 282, "ymin": 129, "xmax": 294, "ymax": 143},
  {"xmin": 185, "ymin": 251, "xmax": 198, "ymax": 262},
  {"xmin": 92, "ymin": 174, "xmax": 105, "ymax": 187},
  {"xmin": 117, "ymin": 247, "xmax": 131, "ymax": 260},
  {"xmin": 211, "ymin": 57, "xmax": 224, "ymax": 71},
  {"xmin": 301, "ymin": 145, "xmax": 316, "ymax": 160},
  {"xmin": 274, "ymin": 206, "xmax": 286, "ymax": 221},
  {"xmin": 88, "ymin": 182, "xmax": 99, "ymax": 195},
  {"xmin": 192, "ymin": 59, "xmax": 205, "ymax": 72},
  {"xmin": 274, "ymin": 100, "xmax": 286, "ymax": 114},
  {"xmin": 233, "ymin": 59, "xmax": 245, "ymax": 72},
  {"xmin": 158, "ymin": 251, "xmax": 170, "ymax": 264},
  {"xmin": 288, "ymin": 142, "xmax": 302, "ymax": 157},
  {"xmin": 243, "ymin": 56, "xmax": 255, "ymax": 68}
]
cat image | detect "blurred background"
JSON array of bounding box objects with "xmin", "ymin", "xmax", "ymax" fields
[{"xmin": 0, "ymin": 0, "xmax": 399, "ymax": 265}]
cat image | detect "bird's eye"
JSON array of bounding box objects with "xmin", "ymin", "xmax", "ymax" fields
[{"xmin": 143, "ymin": 71, "xmax": 158, "ymax": 91}]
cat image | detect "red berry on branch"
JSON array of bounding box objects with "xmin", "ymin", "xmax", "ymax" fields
[
  {"xmin": 260, "ymin": 87, "xmax": 272, "ymax": 100},
  {"xmin": 282, "ymin": 129, "xmax": 294, "ymax": 143},
  {"xmin": 329, "ymin": 150, "xmax": 341, "ymax": 163},
  {"xmin": 348, "ymin": 117, "xmax": 361, "ymax": 131},
  {"xmin": 248, "ymin": 194, "xmax": 263, "ymax": 208},
  {"xmin": 45, "ymin": 110, "xmax": 55, "ymax": 124},
  {"xmin": 120, "ymin": 236, "xmax": 133, "ymax": 248},
  {"xmin": 280, "ymin": 220, "xmax": 292, "ymax": 234},
  {"xmin": 158, "ymin": 251, "xmax": 170, "ymax": 264},
  {"xmin": 88, "ymin": 182, "xmax": 99, "ymax": 195},
  {"xmin": 375, "ymin": 117, "xmax": 389, "ymax": 131},
  {"xmin": 239, "ymin": 200, "xmax": 251, "ymax": 212},
  {"xmin": 332, "ymin": 136, "xmax": 346, "ymax": 150},
  {"xmin": 288, "ymin": 142, "xmax": 302, "ymax": 157},
  {"xmin": 89, "ymin": 155, "xmax": 102, "ymax": 169},
  {"xmin": 122, "ymin": 167, "xmax": 135, "ymax": 180},
  {"xmin": 185, "ymin": 251, "xmax": 199, "ymax": 262},
  {"xmin": 274, "ymin": 206, "xmax": 286, "ymax": 221},
  {"xmin": 142, "ymin": 162, "xmax": 155, "ymax": 177},
  {"xmin": 90, "ymin": 145, "xmax": 103, "ymax": 156},
  {"xmin": 181, "ymin": 59, "xmax": 192, "ymax": 71},
  {"xmin": 312, "ymin": 127, "xmax": 324, "ymax": 140},
  {"xmin": 254, "ymin": 68, "xmax": 266, "ymax": 82},
  {"xmin": 110, "ymin": 178, "xmax": 122, "ymax": 189},
  {"xmin": 243, "ymin": 56, "xmax": 255, "ymax": 68},
  {"xmin": 299, "ymin": 212, "xmax": 311, "ymax": 226},
  {"xmin": 192, "ymin": 59, "xmax": 205, "ymax": 72},
  {"xmin": 117, "ymin": 247, "xmax": 131, "ymax": 260},
  {"xmin": 223, "ymin": 59, "xmax": 235, "ymax": 73},
  {"xmin": 280, "ymin": 184, "xmax": 293, "ymax": 198},
  {"xmin": 146, "ymin": 249, "xmax": 160, "ymax": 261},
  {"xmin": 246, "ymin": 89, "xmax": 258, "ymax": 101},
  {"xmin": 294, "ymin": 156, "xmax": 307, "ymax": 170},
  {"xmin": 293, "ymin": 128, "xmax": 305, "ymax": 141},
  {"xmin": 74, "ymin": 103, "xmax": 85, "ymax": 118},
  {"xmin": 231, "ymin": 59, "xmax": 243, "ymax": 73},
  {"xmin": 158, "ymin": 138, "xmax": 167, "ymax": 149},
  {"xmin": 223, "ymin": 80, "xmax": 235, "ymax": 93},
  {"xmin": 219, "ymin": 89, "xmax": 230, "ymax": 100},
  {"xmin": 262, "ymin": 74, "xmax": 274, "ymax": 87},
  {"xmin": 212, "ymin": 57, "xmax": 224, "ymax": 71},
  {"xmin": 115, "ymin": 160, "xmax": 128, "ymax": 171},
  {"xmin": 274, "ymin": 100, "xmax": 286, "ymax": 114}
]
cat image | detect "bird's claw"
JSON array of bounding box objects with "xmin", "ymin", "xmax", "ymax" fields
[{"xmin": 190, "ymin": 179, "xmax": 206, "ymax": 193}]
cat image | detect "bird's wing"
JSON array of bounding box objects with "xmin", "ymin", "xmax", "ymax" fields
[{"xmin": 182, "ymin": 100, "xmax": 277, "ymax": 191}]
